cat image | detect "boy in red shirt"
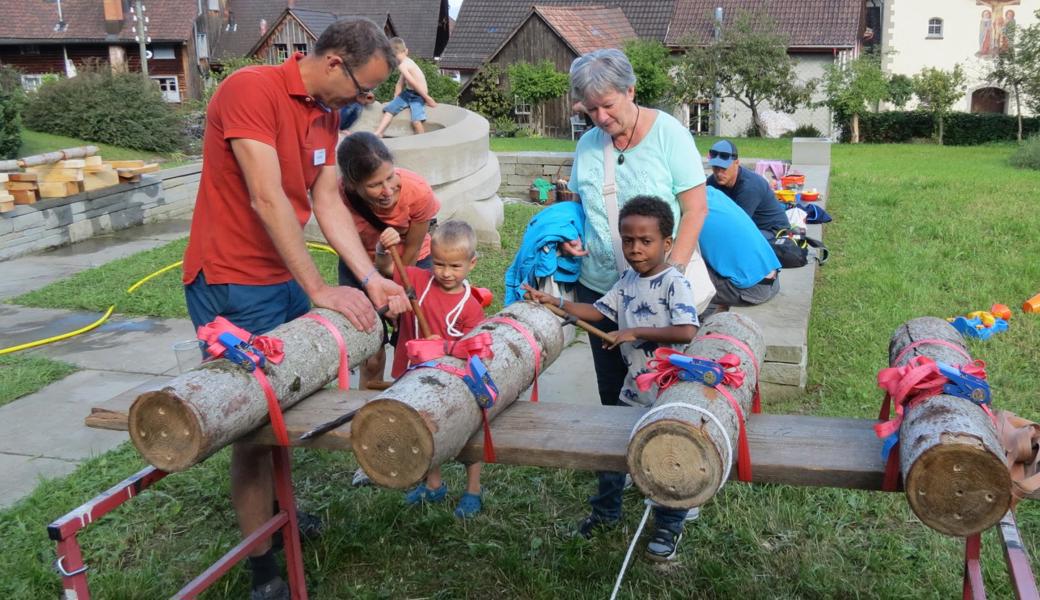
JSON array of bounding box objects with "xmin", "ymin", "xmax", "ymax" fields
[{"xmin": 376, "ymin": 220, "xmax": 488, "ymax": 517}]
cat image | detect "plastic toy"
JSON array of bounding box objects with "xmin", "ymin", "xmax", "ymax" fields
[
  {"xmin": 1023, "ymin": 293, "xmax": 1040, "ymax": 314},
  {"xmin": 948, "ymin": 312, "xmax": 1008, "ymax": 340},
  {"xmin": 990, "ymin": 303, "xmax": 1012, "ymax": 321}
]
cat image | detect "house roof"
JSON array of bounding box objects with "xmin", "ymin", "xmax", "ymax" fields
[
  {"xmin": 440, "ymin": 0, "xmax": 677, "ymax": 71},
  {"xmin": 0, "ymin": 0, "xmax": 197, "ymax": 45},
  {"xmin": 533, "ymin": 6, "xmax": 637, "ymax": 56},
  {"xmin": 666, "ymin": 0, "xmax": 864, "ymax": 49},
  {"xmin": 212, "ymin": 0, "xmax": 445, "ymax": 61},
  {"xmin": 247, "ymin": 7, "xmax": 396, "ymax": 57}
]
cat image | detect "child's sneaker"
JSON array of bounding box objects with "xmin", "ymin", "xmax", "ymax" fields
[
  {"xmin": 404, "ymin": 482, "xmax": 447, "ymax": 505},
  {"xmin": 576, "ymin": 513, "xmax": 619, "ymax": 539},
  {"xmin": 645, "ymin": 526, "xmax": 682, "ymax": 562},
  {"xmin": 351, "ymin": 467, "xmax": 371, "ymax": 487},
  {"xmin": 454, "ymin": 490, "xmax": 483, "ymax": 518}
]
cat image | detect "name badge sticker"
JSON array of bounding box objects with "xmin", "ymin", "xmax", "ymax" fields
[{"xmin": 313, "ymin": 148, "xmax": 326, "ymax": 166}]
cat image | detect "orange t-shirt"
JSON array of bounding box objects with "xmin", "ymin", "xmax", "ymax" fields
[
  {"xmin": 182, "ymin": 53, "xmax": 338, "ymax": 285},
  {"xmin": 343, "ymin": 168, "xmax": 440, "ymax": 261}
]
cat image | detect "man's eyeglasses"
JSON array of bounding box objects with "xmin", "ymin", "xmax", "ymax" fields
[
  {"xmin": 709, "ymin": 150, "xmax": 737, "ymax": 161},
  {"xmin": 339, "ymin": 59, "xmax": 374, "ymax": 99}
]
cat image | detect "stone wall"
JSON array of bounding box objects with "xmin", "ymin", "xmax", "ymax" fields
[
  {"xmin": 0, "ymin": 163, "xmax": 200, "ymax": 261},
  {"xmin": 497, "ymin": 152, "xmax": 575, "ymax": 199}
]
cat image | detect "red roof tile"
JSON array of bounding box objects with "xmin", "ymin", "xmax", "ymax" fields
[
  {"xmin": 666, "ymin": 0, "xmax": 864, "ymax": 49},
  {"xmin": 0, "ymin": 1, "xmax": 197, "ymax": 44},
  {"xmin": 534, "ymin": 5, "xmax": 637, "ymax": 55}
]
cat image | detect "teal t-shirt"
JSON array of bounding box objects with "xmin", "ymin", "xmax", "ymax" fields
[{"xmin": 568, "ymin": 110, "xmax": 705, "ymax": 294}]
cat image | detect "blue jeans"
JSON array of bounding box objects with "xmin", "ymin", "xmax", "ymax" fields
[
  {"xmin": 383, "ymin": 89, "xmax": 427, "ymax": 122},
  {"xmin": 576, "ymin": 282, "xmax": 688, "ymax": 533},
  {"xmin": 184, "ymin": 272, "xmax": 310, "ymax": 335}
]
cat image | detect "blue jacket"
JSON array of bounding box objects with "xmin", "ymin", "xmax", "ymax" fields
[
  {"xmin": 504, "ymin": 201, "xmax": 585, "ymax": 305},
  {"xmin": 700, "ymin": 187, "xmax": 781, "ymax": 288}
]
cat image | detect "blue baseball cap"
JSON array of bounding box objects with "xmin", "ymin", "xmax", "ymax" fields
[{"xmin": 708, "ymin": 140, "xmax": 738, "ymax": 169}]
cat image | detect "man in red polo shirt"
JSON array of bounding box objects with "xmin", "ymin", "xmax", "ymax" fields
[{"xmin": 182, "ymin": 19, "xmax": 408, "ymax": 599}]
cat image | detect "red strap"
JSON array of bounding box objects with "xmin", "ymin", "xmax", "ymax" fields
[
  {"xmin": 254, "ymin": 368, "xmax": 290, "ymax": 447},
  {"xmin": 418, "ymin": 361, "xmax": 496, "ymax": 462},
  {"xmin": 486, "ymin": 317, "xmax": 541, "ymax": 403},
  {"xmin": 882, "ymin": 443, "xmax": 902, "ymax": 492},
  {"xmin": 715, "ymin": 384, "xmax": 752, "ymax": 482},
  {"xmin": 196, "ymin": 316, "xmax": 285, "ymax": 364},
  {"xmin": 300, "ymin": 313, "xmax": 350, "ymax": 390},
  {"xmin": 701, "ymin": 333, "xmax": 761, "ymax": 414},
  {"xmin": 405, "ymin": 333, "xmax": 494, "ymax": 365},
  {"xmin": 891, "ymin": 337, "xmax": 971, "ymax": 367}
]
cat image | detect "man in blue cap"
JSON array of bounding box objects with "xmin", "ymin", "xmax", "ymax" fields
[{"xmin": 705, "ymin": 139, "xmax": 790, "ymax": 236}]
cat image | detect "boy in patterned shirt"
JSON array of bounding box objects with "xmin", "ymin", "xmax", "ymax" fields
[{"xmin": 523, "ymin": 194, "xmax": 699, "ymax": 561}]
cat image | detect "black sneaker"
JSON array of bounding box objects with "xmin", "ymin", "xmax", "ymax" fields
[
  {"xmin": 272, "ymin": 510, "xmax": 324, "ymax": 551},
  {"xmin": 576, "ymin": 514, "xmax": 618, "ymax": 539},
  {"xmin": 645, "ymin": 527, "xmax": 682, "ymax": 562},
  {"xmin": 250, "ymin": 576, "xmax": 289, "ymax": 600}
]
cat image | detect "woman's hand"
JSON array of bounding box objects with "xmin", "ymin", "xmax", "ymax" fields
[
  {"xmin": 520, "ymin": 283, "xmax": 556, "ymax": 305},
  {"xmin": 559, "ymin": 239, "xmax": 589, "ymax": 257},
  {"xmin": 379, "ymin": 227, "xmax": 402, "ymax": 250}
]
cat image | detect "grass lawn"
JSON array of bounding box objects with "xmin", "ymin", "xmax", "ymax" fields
[
  {"xmin": 4, "ymin": 140, "xmax": 1040, "ymax": 598},
  {"xmin": 18, "ymin": 130, "xmax": 194, "ymax": 169},
  {"xmin": 0, "ymin": 354, "xmax": 77, "ymax": 408},
  {"xmin": 490, "ymin": 134, "xmax": 792, "ymax": 160}
]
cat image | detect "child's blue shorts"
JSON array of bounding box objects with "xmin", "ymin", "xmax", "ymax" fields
[{"xmin": 383, "ymin": 89, "xmax": 427, "ymax": 122}]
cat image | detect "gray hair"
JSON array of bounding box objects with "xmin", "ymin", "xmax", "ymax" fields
[{"xmin": 569, "ymin": 48, "xmax": 637, "ymax": 102}]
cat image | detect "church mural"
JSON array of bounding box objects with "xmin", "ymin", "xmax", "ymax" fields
[{"xmin": 978, "ymin": 0, "xmax": 1020, "ymax": 56}]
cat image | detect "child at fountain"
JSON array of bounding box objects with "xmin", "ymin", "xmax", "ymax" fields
[
  {"xmin": 374, "ymin": 38, "xmax": 438, "ymax": 137},
  {"xmin": 377, "ymin": 219, "xmax": 489, "ymax": 518}
]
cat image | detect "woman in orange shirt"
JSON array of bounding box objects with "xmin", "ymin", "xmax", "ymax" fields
[{"xmin": 335, "ymin": 132, "xmax": 441, "ymax": 389}]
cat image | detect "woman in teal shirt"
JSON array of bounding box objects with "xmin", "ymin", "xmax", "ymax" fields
[{"xmin": 561, "ymin": 48, "xmax": 708, "ymax": 562}]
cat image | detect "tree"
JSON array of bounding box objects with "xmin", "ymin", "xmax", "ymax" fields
[
  {"xmin": 912, "ymin": 64, "xmax": 967, "ymax": 145},
  {"xmin": 623, "ymin": 39, "xmax": 672, "ymax": 106},
  {"xmin": 0, "ymin": 65, "xmax": 24, "ymax": 159},
  {"xmin": 1011, "ymin": 10, "xmax": 1040, "ymax": 135},
  {"xmin": 673, "ymin": 11, "xmax": 815, "ymax": 137},
  {"xmin": 886, "ymin": 74, "xmax": 914, "ymax": 109},
  {"xmin": 507, "ymin": 60, "xmax": 569, "ymax": 135},
  {"xmin": 820, "ymin": 53, "xmax": 888, "ymax": 143},
  {"xmin": 463, "ymin": 64, "xmax": 511, "ymax": 121},
  {"xmin": 985, "ymin": 23, "xmax": 1036, "ymax": 142},
  {"xmin": 373, "ymin": 58, "xmax": 460, "ymax": 105}
]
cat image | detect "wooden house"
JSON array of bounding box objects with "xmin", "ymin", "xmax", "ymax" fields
[{"xmin": 249, "ymin": 8, "xmax": 396, "ymax": 64}]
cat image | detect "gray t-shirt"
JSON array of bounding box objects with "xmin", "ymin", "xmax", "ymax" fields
[{"xmin": 594, "ymin": 266, "xmax": 700, "ymax": 407}]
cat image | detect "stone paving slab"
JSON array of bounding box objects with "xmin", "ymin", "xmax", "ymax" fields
[
  {"xmin": 0, "ymin": 453, "xmax": 80, "ymax": 509},
  {"xmin": 32, "ymin": 316, "xmax": 197, "ymax": 376}
]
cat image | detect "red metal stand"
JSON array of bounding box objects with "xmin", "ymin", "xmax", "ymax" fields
[
  {"xmin": 963, "ymin": 511, "xmax": 1040, "ymax": 600},
  {"xmin": 48, "ymin": 446, "xmax": 307, "ymax": 599}
]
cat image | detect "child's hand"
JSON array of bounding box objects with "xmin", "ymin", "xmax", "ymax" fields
[
  {"xmin": 520, "ymin": 283, "xmax": 555, "ymax": 305},
  {"xmin": 605, "ymin": 328, "xmax": 638, "ymax": 350},
  {"xmin": 379, "ymin": 228, "xmax": 402, "ymax": 250},
  {"xmin": 426, "ymin": 97, "xmax": 438, "ymax": 108}
]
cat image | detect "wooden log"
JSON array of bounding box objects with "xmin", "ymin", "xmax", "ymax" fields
[
  {"xmin": 889, "ymin": 317, "xmax": 1010, "ymax": 537},
  {"xmin": 627, "ymin": 312, "xmax": 766, "ymax": 509},
  {"xmin": 128, "ymin": 308, "xmax": 382, "ymax": 472},
  {"xmin": 8, "ymin": 145, "xmax": 99, "ymax": 169},
  {"xmin": 351, "ymin": 302, "xmax": 565, "ymax": 489}
]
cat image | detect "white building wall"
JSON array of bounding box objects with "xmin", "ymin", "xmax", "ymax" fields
[{"xmin": 882, "ymin": 0, "xmax": 1039, "ymax": 114}]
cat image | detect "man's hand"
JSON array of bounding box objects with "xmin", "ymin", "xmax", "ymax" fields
[
  {"xmin": 364, "ymin": 274, "xmax": 409, "ymax": 317},
  {"xmin": 560, "ymin": 239, "xmax": 589, "ymax": 257},
  {"xmin": 520, "ymin": 283, "xmax": 556, "ymax": 305},
  {"xmin": 310, "ymin": 284, "xmax": 377, "ymax": 332},
  {"xmin": 605, "ymin": 328, "xmax": 638, "ymax": 350}
]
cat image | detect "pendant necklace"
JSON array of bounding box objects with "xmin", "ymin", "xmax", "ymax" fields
[{"xmin": 613, "ymin": 107, "xmax": 640, "ymax": 165}]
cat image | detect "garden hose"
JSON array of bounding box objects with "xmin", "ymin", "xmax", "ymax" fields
[{"xmin": 0, "ymin": 242, "xmax": 341, "ymax": 356}]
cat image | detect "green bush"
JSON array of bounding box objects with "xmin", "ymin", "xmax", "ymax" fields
[
  {"xmin": 0, "ymin": 65, "xmax": 25, "ymax": 159},
  {"xmin": 490, "ymin": 116, "xmax": 518, "ymax": 137},
  {"xmin": 23, "ymin": 62, "xmax": 184, "ymax": 153},
  {"xmin": 782, "ymin": 124, "xmax": 823, "ymax": 138},
  {"xmin": 373, "ymin": 58, "xmax": 459, "ymax": 104},
  {"xmin": 1010, "ymin": 134, "xmax": 1040, "ymax": 170},
  {"xmin": 463, "ymin": 64, "xmax": 511, "ymax": 122},
  {"xmin": 852, "ymin": 110, "xmax": 1040, "ymax": 145}
]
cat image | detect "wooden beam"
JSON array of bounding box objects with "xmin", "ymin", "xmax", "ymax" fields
[{"xmin": 38, "ymin": 181, "xmax": 82, "ymax": 198}]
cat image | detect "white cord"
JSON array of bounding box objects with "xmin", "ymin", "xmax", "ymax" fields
[
  {"xmin": 414, "ymin": 276, "xmax": 471, "ymax": 339},
  {"xmin": 629, "ymin": 402, "xmax": 734, "ymax": 495},
  {"xmin": 610, "ymin": 503, "xmax": 652, "ymax": 600}
]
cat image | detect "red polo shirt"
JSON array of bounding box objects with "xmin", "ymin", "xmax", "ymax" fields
[{"xmin": 182, "ymin": 53, "xmax": 338, "ymax": 286}]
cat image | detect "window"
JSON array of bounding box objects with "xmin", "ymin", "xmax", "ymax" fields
[
  {"xmin": 293, "ymin": 43, "xmax": 308, "ymax": 55},
  {"xmin": 20, "ymin": 74, "xmax": 44, "ymax": 92},
  {"xmin": 927, "ymin": 18, "xmax": 943, "ymax": 38},
  {"xmin": 20, "ymin": 45, "xmax": 40, "ymax": 55},
  {"xmin": 273, "ymin": 43, "xmax": 289, "ymax": 62},
  {"xmin": 689, "ymin": 102, "xmax": 711, "ymax": 134},
  {"xmin": 148, "ymin": 45, "xmax": 176, "ymax": 60},
  {"xmin": 513, "ymin": 95, "xmax": 531, "ymax": 126},
  {"xmin": 151, "ymin": 76, "xmax": 180, "ymax": 102}
]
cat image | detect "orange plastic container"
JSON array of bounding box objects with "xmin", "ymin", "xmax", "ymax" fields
[
  {"xmin": 1024, "ymin": 293, "xmax": 1040, "ymax": 313},
  {"xmin": 800, "ymin": 191, "xmax": 820, "ymax": 202},
  {"xmin": 781, "ymin": 174, "xmax": 805, "ymax": 188}
]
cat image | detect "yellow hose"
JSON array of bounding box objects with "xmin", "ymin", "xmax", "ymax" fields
[{"xmin": 0, "ymin": 244, "xmax": 341, "ymax": 356}]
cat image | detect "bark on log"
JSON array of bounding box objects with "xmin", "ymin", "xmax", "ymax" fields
[
  {"xmin": 351, "ymin": 302, "xmax": 564, "ymax": 489},
  {"xmin": 128, "ymin": 308, "xmax": 382, "ymax": 472},
  {"xmin": 627, "ymin": 312, "xmax": 765, "ymax": 509},
  {"xmin": 890, "ymin": 317, "xmax": 1010, "ymax": 537}
]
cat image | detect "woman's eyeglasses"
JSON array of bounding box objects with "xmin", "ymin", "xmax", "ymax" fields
[{"xmin": 708, "ymin": 150, "xmax": 737, "ymax": 161}]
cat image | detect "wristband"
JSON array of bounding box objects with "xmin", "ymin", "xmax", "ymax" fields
[{"xmin": 361, "ymin": 267, "xmax": 377, "ymax": 288}]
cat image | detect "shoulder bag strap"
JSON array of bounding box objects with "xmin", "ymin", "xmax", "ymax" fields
[
  {"xmin": 345, "ymin": 191, "xmax": 391, "ymax": 232},
  {"xmin": 602, "ymin": 134, "xmax": 627, "ymax": 274}
]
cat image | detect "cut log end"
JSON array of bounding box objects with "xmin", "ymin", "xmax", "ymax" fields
[
  {"xmin": 128, "ymin": 390, "xmax": 204, "ymax": 472},
  {"xmin": 628, "ymin": 419, "xmax": 723, "ymax": 508},
  {"xmin": 351, "ymin": 399, "xmax": 434, "ymax": 489},
  {"xmin": 905, "ymin": 437, "xmax": 1012, "ymax": 537}
]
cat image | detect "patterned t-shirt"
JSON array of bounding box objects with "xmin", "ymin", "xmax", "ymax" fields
[{"xmin": 593, "ymin": 266, "xmax": 700, "ymax": 407}]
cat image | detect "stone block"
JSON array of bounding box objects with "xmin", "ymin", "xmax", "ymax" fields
[
  {"xmin": 760, "ymin": 381, "xmax": 806, "ymax": 401},
  {"xmin": 514, "ymin": 163, "xmax": 549, "ymax": 178},
  {"xmin": 761, "ymin": 357, "xmax": 807, "ymax": 387},
  {"xmin": 498, "ymin": 163, "xmax": 516, "ymax": 177},
  {"xmin": 792, "ymin": 138, "xmax": 831, "ymax": 167},
  {"xmin": 449, "ymin": 195, "xmax": 504, "ymax": 248},
  {"xmin": 496, "ymin": 153, "xmax": 519, "ymax": 164}
]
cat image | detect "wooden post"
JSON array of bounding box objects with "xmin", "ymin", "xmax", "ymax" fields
[
  {"xmin": 889, "ymin": 317, "xmax": 1010, "ymax": 536},
  {"xmin": 127, "ymin": 309, "xmax": 382, "ymax": 472},
  {"xmin": 627, "ymin": 312, "xmax": 765, "ymax": 509},
  {"xmin": 351, "ymin": 302, "xmax": 564, "ymax": 489}
]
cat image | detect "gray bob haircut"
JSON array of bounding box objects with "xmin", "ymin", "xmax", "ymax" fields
[{"xmin": 569, "ymin": 48, "xmax": 637, "ymax": 102}]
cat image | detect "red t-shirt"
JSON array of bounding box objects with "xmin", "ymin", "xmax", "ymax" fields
[
  {"xmin": 182, "ymin": 53, "xmax": 338, "ymax": 285},
  {"xmin": 344, "ymin": 168, "xmax": 440, "ymax": 261},
  {"xmin": 391, "ymin": 267, "xmax": 486, "ymax": 378}
]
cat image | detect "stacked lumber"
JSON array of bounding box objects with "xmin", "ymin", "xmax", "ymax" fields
[
  {"xmin": 27, "ymin": 160, "xmax": 86, "ymax": 199},
  {"xmin": 107, "ymin": 160, "xmax": 160, "ymax": 183},
  {"xmin": 0, "ymin": 173, "xmax": 13, "ymax": 212},
  {"xmin": 2, "ymin": 173, "xmax": 41, "ymax": 206},
  {"xmin": 0, "ymin": 147, "xmax": 162, "ymax": 206}
]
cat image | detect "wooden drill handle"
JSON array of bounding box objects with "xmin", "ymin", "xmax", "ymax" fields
[
  {"xmin": 543, "ymin": 302, "xmax": 616, "ymax": 344},
  {"xmin": 389, "ymin": 245, "xmax": 434, "ymax": 339}
]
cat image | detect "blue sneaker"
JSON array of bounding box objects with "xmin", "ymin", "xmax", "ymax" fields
[
  {"xmin": 454, "ymin": 490, "xmax": 483, "ymax": 518},
  {"xmin": 404, "ymin": 482, "xmax": 447, "ymax": 505}
]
